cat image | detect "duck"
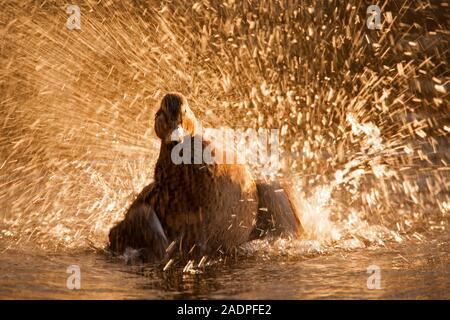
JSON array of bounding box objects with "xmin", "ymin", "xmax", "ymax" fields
[{"xmin": 109, "ymin": 92, "xmax": 303, "ymax": 262}]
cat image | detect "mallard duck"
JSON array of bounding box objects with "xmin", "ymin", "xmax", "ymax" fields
[{"xmin": 109, "ymin": 92, "xmax": 303, "ymax": 261}]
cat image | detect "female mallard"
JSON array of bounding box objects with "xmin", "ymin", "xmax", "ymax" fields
[{"xmin": 109, "ymin": 93, "xmax": 303, "ymax": 262}]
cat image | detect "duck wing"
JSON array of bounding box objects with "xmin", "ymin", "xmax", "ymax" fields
[
  {"xmin": 108, "ymin": 182, "xmax": 169, "ymax": 262},
  {"xmin": 250, "ymin": 181, "xmax": 304, "ymax": 240}
]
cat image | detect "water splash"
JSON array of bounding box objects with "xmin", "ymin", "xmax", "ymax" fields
[{"xmin": 0, "ymin": 1, "xmax": 448, "ymax": 256}]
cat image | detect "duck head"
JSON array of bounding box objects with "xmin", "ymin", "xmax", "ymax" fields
[{"xmin": 154, "ymin": 92, "xmax": 197, "ymax": 145}]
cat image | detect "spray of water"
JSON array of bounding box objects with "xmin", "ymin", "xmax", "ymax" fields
[{"xmin": 0, "ymin": 1, "xmax": 448, "ymax": 256}]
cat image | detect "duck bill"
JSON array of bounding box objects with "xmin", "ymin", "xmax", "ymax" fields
[{"xmin": 166, "ymin": 125, "xmax": 187, "ymax": 144}]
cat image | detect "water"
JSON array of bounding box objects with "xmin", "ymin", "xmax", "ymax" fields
[
  {"xmin": 0, "ymin": 1, "xmax": 448, "ymax": 299},
  {"xmin": 1, "ymin": 232, "xmax": 448, "ymax": 299}
]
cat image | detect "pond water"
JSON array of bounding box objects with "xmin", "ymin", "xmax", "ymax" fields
[{"xmin": 1, "ymin": 230, "xmax": 448, "ymax": 299}]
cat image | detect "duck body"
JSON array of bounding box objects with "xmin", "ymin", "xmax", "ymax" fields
[{"xmin": 149, "ymin": 136, "xmax": 258, "ymax": 258}]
